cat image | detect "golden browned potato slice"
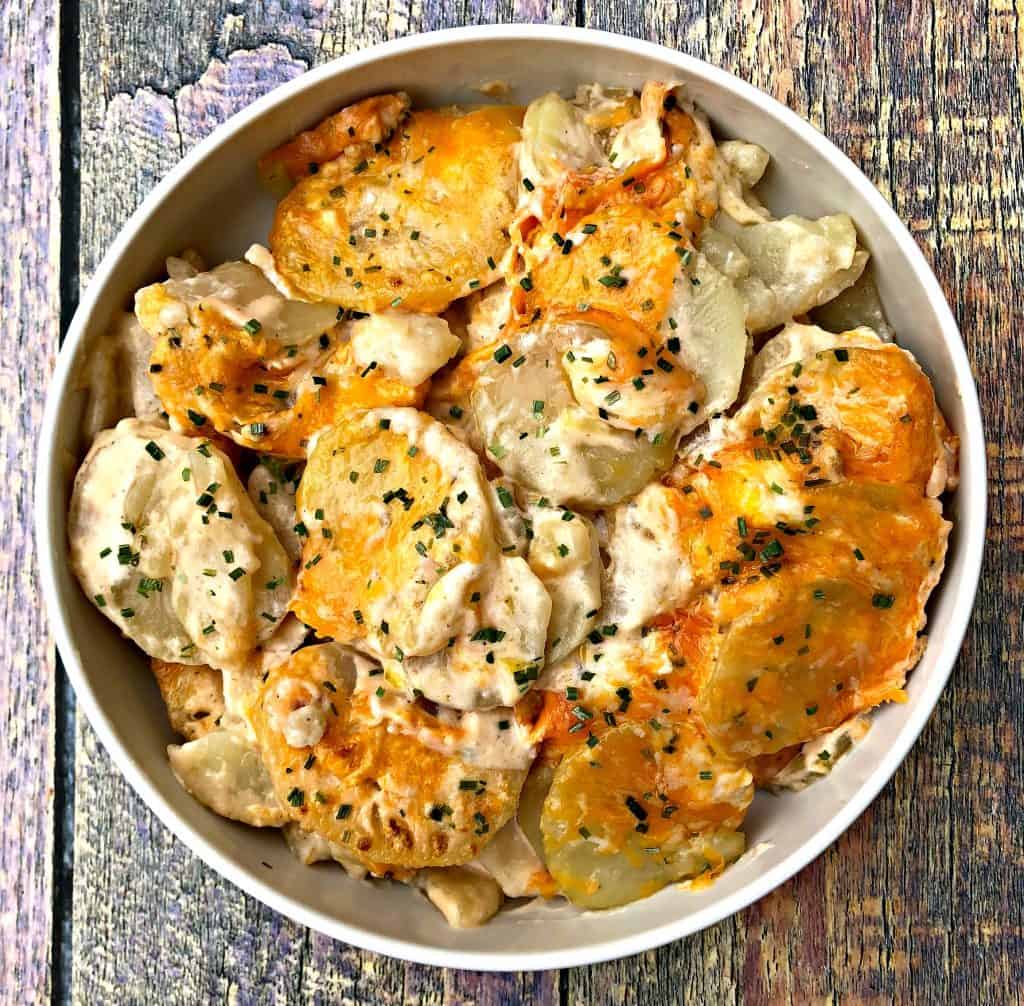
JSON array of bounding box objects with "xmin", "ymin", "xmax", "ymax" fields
[
  {"xmin": 669, "ymin": 478, "xmax": 949, "ymax": 761},
  {"xmin": 258, "ymin": 92, "xmax": 412, "ymax": 192},
  {"xmin": 290, "ymin": 407, "xmax": 495, "ymax": 659},
  {"xmin": 136, "ymin": 260, "xmax": 423, "ymax": 457},
  {"xmin": 540, "ymin": 720, "xmax": 752, "ymax": 909},
  {"xmin": 729, "ymin": 340, "xmax": 959, "ymax": 497},
  {"xmin": 268, "ymin": 104, "xmax": 523, "ymax": 313},
  {"xmin": 251, "ymin": 644, "xmax": 527, "ymax": 868},
  {"xmin": 151, "ymin": 659, "xmax": 224, "ymax": 740},
  {"xmin": 68, "ymin": 420, "xmax": 294, "ymax": 667}
]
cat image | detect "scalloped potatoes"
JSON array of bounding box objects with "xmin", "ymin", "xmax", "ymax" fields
[{"xmin": 66, "ymin": 81, "xmax": 958, "ymax": 929}]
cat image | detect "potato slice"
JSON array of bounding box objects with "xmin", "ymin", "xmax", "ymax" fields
[
  {"xmin": 759, "ymin": 714, "xmax": 871, "ymax": 792},
  {"xmin": 168, "ymin": 727, "xmax": 287, "ymax": 827},
  {"xmin": 268, "ymin": 104, "xmax": 523, "ymax": 312},
  {"xmin": 418, "ymin": 867, "xmax": 504, "ymax": 928},
  {"xmin": 258, "ymin": 92, "xmax": 411, "ymax": 192},
  {"xmin": 654, "ymin": 460, "xmax": 950, "ymax": 761},
  {"xmin": 69, "ymin": 420, "xmax": 293, "ymax": 667},
  {"xmin": 246, "ymin": 459, "xmax": 303, "ymax": 564},
  {"xmin": 291, "ymin": 407, "xmax": 496, "ymax": 660},
  {"xmin": 348, "ymin": 311, "xmax": 460, "ymax": 387},
  {"xmin": 461, "ymin": 320, "xmax": 676, "ymax": 507},
  {"xmin": 136, "ymin": 259, "xmax": 422, "ymax": 457},
  {"xmin": 474, "ymin": 817, "xmax": 555, "ymax": 898},
  {"xmin": 151, "ymin": 659, "xmax": 225, "ymax": 740},
  {"xmin": 282, "ymin": 823, "xmax": 370, "ymax": 878},
  {"xmin": 714, "ymin": 140, "xmax": 771, "ymax": 225},
  {"xmin": 710, "ymin": 214, "xmax": 869, "ymax": 333},
  {"xmin": 525, "ymin": 502, "xmax": 601, "ymax": 663},
  {"xmin": 660, "ymin": 252, "xmax": 748, "ymax": 419},
  {"xmin": 519, "ymin": 91, "xmax": 608, "ymax": 189},
  {"xmin": 251, "ymin": 643, "xmax": 527, "ymax": 868},
  {"xmin": 444, "ymin": 281, "xmax": 513, "ymax": 355},
  {"xmin": 75, "ymin": 312, "xmax": 166, "ymax": 447},
  {"xmin": 601, "ymin": 483, "xmax": 695, "ymax": 632},
  {"xmin": 811, "ymin": 267, "xmax": 895, "ymax": 341},
  {"xmin": 732, "ymin": 341, "xmax": 958, "ymax": 496},
  {"xmin": 396, "ymin": 553, "xmax": 552, "ymax": 709},
  {"xmin": 540, "ymin": 721, "xmax": 751, "ymax": 909},
  {"xmin": 742, "ymin": 321, "xmax": 884, "ymax": 393}
]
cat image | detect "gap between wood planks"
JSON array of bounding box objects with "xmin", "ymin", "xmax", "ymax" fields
[{"xmin": 51, "ymin": 0, "xmax": 81, "ymax": 1000}]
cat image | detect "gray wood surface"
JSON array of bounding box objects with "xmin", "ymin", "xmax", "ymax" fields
[
  {"xmin": 0, "ymin": 1, "xmax": 61, "ymax": 1002},
  {"xmin": 4, "ymin": 0, "xmax": 1021, "ymax": 1002}
]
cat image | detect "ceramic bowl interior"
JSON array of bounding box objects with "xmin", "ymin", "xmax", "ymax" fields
[{"xmin": 36, "ymin": 26, "xmax": 986, "ymax": 970}]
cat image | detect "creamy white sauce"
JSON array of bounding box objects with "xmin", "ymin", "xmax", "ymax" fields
[
  {"xmin": 349, "ymin": 311, "xmax": 460, "ymax": 386},
  {"xmin": 602, "ymin": 484, "xmax": 694, "ymax": 630}
]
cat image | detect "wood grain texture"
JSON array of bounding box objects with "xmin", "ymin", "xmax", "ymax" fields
[
  {"xmin": 41, "ymin": 0, "xmax": 1024, "ymax": 1003},
  {"xmin": 0, "ymin": 1, "xmax": 62, "ymax": 1004}
]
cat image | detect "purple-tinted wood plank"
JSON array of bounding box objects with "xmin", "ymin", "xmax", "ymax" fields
[{"xmin": 0, "ymin": 2, "xmax": 61, "ymax": 1004}]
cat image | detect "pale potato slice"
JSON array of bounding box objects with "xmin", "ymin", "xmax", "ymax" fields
[
  {"xmin": 662, "ymin": 252, "xmax": 748, "ymax": 419},
  {"xmin": 718, "ymin": 140, "xmax": 770, "ymax": 188},
  {"xmin": 151, "ymin": 658, "xmax": 224, "ymax": 740},
  {"xmin": 418, "ymin": 867, "xmax": 504, "ymax": 928},
  {"xmin": 811, "ymin": 268, "xmax": 895, "ymax": 340},
  {"xmin": 488, "ymin": 478, "xmax": 531, "ymax": 558},
  {"xmin": 291, "ymin": 407, "xmax": 496, "ymax": 661},
  {"xmin": 136, "ymin": 259, "xmax": 422, "ymax": 457},
  {"xmin": 168, "ymin": 728, "xmax": 287, "ymax": 827},
  {"xmin": 75, "ymin": 312, "xmax": 166, "ymax": 447},
  {"xmin": 761, "ymin": 715, "xmax": 871, "ymax": 792},
  {"xmin": 519, "ymin": 91, "xmax": 608, "ymax": 190},
  {"xmin": 714, "ymin": 140, "xmax": 771, "ymax": 225},
  {"xmin": 69, "ymin": 420, "xmax": 293, "ymax": 667},
  {"xmin": 540, "ymin": 721, "xmax": 752, "ymax": 909},
  {"xmin": 743, "ymin": 321, "xmax": 884, "ymax": 393},
  {"xmin": 282, "ymin": 823, "xmax": 370, "ymax": 878},
  {"xmin": 707, "ymin": 215, "xmax": 869, "ymax": 333},
  {"xmin": 268, "ymin": 103, "xmax": 523, "ymax": 312},
  {"xmin": 464, "ymin": 321, "xmax": 676, "ymax": 507},
  {"xmin": 474, "ymin": 817, "xmax": 555, "ymax": 898},
  {"xmin": 252, "ymin": 644, "xmax": 527, "ymax": 868},
  {"xmin": 525, "ymin": 502, "xmax": 601, "ymax": 663},
  {"xmin": 445, "ymin": 281, "xmax": 513, "ymax": 355}
]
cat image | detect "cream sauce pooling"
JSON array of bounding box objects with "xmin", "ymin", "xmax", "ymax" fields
[{"xmin": 353, "ymin": 661, "xmax": 537, "ymax": 771}]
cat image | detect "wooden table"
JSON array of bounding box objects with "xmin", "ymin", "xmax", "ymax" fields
[{"xmin": 4, "ymin": 2, "xmax": 1021, "ymax": 1002}]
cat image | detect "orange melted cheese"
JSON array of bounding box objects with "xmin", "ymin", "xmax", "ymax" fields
[
  {"xmin": 253, "ymin": 645, "xmax": 526, "ymax": 868},
  {"xmin": 269, "ymin": 105, "xmax": 524, "ymax": 312},
  {"xmin": 258, "ymin": 92, "xmax": 411, "ymax": 190},
  {"xmin": 291, "ymin": 410, "xmax": 492, "ymax": 655},
  {"xmin": 138, "ymin": 282, "xmax": 422, "ymax": 457}
]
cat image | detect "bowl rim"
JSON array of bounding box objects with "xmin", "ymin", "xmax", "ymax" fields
[{"xmin": 36, "ymin": 23, "xmax": 988, "ymax": 971}]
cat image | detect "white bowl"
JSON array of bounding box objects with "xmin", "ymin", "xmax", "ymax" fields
[{"xmin": 36, "ymin": 25, "xmax": 986, "ymax": 970}]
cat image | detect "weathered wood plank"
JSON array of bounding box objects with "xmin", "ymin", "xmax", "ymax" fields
[
  {"xmin": 61, "ymin": 1, "xmax": 1024, "ymax": 1004},
  {"xmin": 0, "ymin": 2, "xmax": 62, "ymax": 1004}
]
